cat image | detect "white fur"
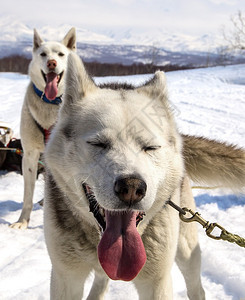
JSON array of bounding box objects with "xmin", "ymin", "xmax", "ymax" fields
[
  {"xmin": 10, "ymin": 28, "xmax": 76, "ymax": 229},
  {"xmin": 44, "ymin": 52, "xmax": 205, "ymax": 299}
]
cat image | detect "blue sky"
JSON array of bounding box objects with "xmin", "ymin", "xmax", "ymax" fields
[{"xmin": 2, "ymin": 0, "xmax": 245, "ymax": 36}]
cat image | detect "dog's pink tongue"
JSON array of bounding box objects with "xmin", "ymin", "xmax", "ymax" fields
[
  {"xmin": 98, "ymin": 211, "xmax": 146, "ymax": 281},
  {"xmin": 44, "ymin": 72, "xmax": 58, "ymax": 100}
]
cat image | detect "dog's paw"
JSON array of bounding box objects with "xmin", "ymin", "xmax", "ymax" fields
[{"xmin": 9, "ymin": 220, "xmax": 28, "ymax": 229}]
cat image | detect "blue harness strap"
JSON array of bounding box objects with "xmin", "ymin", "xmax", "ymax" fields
[{"xmin": 32, "ymin": 83, "xmax": 62, "ymax": 105}]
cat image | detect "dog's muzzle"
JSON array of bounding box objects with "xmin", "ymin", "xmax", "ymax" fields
[
  {"xmin": 83, "ymin": 179, "xmax": 147, "ymax": 281},
  {"xmin": 82, "ymin": 181, "xmax": 145, "ymax": 232}
]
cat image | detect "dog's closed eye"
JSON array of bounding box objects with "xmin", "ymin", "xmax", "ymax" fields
[
  {"xmin": 87, "ymin": 140, "xmax": 109, "ymax": 149},
  {"xmin": 143, "ymin": 145, "xmax": 161, "ymax": 152}
]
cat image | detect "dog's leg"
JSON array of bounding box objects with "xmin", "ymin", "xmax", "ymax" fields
[
  {"xmin": 10, "ymin": 148, "xmax": 40, "ymax": 229},
  {"xmin": 176, "ymin": 176, "xmax": 205, "ymax": 300},
  {"xmin": 51, "ymin": 266, "xmax": 91, "ymax": 300},
  {"xmin": 134, "ymin": 275, "xmax": 173, "ymax": 300},
  {"xmin": 86, "ymin": 272, "xmax": 109, "ymax": 300}
]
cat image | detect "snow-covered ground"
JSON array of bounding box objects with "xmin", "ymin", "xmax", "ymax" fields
[{"xmin": 0, "ymin": 65, "xmax": 245, "ymax": 299}]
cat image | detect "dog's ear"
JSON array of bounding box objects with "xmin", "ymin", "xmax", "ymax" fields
[
  {"xmin": 63, "ymin": 52, "xmax": 96, "ymax": 108},
  {"xmin": 62, "ymin": 27, "xmax": 76, "ymax": 51},
  {"xmin": 137, "ymin": 71, "xmax": 168, "ymax": 100},
  {"xmin": 33, "ymin": 29, "xmax": 43, "ymax": 50}
]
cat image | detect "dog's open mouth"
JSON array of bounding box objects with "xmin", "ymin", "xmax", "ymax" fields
[
  {"xmin": 83, "ymin": 183, "xmax": 147, "ymax": 281},
  {"xmin": 83, "ymin": 183, "xmax": 106, "ymax": 231},
  {"xmin": 41, "ymin": 70, "xmax": 63, "ymax": 100},
  {"xmin": 83, "ymin": 183, "xmax": 145, "ymax": 232}
]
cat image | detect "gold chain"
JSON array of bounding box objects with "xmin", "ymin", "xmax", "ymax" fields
[{"xmin": 167, "ymin": 200, "xmax": 245, "ymax": 248}]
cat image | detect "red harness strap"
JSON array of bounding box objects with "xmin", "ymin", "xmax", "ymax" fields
[
  {"xmin": 34, "ymin": 120, "xmax": 53, "ymax": 145},
  {"xmin": 44, "ymin": 128, "xmax": 52, "ymax": 144}
]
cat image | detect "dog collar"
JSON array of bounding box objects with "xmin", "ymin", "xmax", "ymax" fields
[{"xmin": 32, "ymin": 83, "xmax": 62, "ymax": 105}]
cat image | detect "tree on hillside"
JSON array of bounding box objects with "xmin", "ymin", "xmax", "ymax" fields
[{"xmin": 222, "ymin": 10, "xmax": 245, "ymax": 52}]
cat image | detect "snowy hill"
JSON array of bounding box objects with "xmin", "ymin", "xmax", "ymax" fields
[
  {"xmin": 0, "ymin": 65, "xmax": 245, "ymax": 299},
  {"xmin": 1, "ymin": 15, "xmax": 245, "ymax": 66}
]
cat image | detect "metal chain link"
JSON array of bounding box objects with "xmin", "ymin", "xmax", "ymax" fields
[
  {"xmin": 220, "ymin": 230, "xmax": 245, "ymax": 248},
  {"xmin": 167, "ymin": 199, "xmax": 245, "ymax": 248}
]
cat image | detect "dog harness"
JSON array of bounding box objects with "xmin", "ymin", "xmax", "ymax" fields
[
  {"xmin": 32, "ymin": 83, "xmax": 62, "ymax": 143},
  {"xmin": 32, "ymin": 83, "xmax": 62, "ymax": 105},
  {"xmin": 34, "ymin": 120, "xmax": 52, "ymax": 145}
]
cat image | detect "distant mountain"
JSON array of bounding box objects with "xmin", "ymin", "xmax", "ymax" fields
[{"xmin": 1, "ymin": 16, "xmax": 245, "ymax": 67}]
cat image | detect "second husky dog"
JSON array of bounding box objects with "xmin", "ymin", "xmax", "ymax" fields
[
  {"xmin": 10, "ymin": 28, "xmax": 76, "ymax": 229},
  {"xmin": 44, "ymin": 52, "xmax": 245, "ymax": 299}
]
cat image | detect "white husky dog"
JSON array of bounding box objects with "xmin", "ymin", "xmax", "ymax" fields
[
  {"xmin": 10, "ymin": 28, "xmax": 76, "ymax": 229},
  {"xmin": 44, "ymin": 52, "xmax": 245, "ymax": 299}
]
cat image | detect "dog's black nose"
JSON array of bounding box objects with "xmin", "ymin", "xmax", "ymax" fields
[{"xmin": 114, "ymin": 175, "xmax": 147, "ymax": 206}]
